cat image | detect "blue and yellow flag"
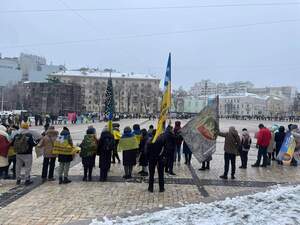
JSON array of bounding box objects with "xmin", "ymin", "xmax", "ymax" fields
[{"xmin": 153, "ymin": 53, "xmax": 172, "ymax": 142}]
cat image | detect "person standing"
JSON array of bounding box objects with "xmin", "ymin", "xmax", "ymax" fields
[
  {"xmin": 57, "ymin": 127, "xmax": 73, "ymax": 184},
  {"xmin": 239, "ymin": 128, "xmax": 252, "ymax": 169},
  {"xmin": 79, "ymin": 127, "xmax": 97, "ymax": 181},
  {"xmin": 13, "ymin": 123, "xmax": 37, "ymax": 185},
  {"xmin": 112, "ymin": 123, "xmax": 121, "ymax": 164},
  {"xmin": 218, "ymin": 127, "xmax": 241, "ymax": 180},
  {"xmin": 147, "ymin": 129, "xmax": 166, "ymax": 193},
  {"xmin": 252, "ymin": 124, "xmax": 272, "ymax": 168},
  {"xmin": 37, "ymin": 126, "xmax": 59, "ymax": 182},
  {"xmin": 275, "ymin": 126, "xmax": 285, "ymax": 165},
  {"xmin": 98, "ymin": 128, "xmax": 114, "ymax": 182},
  {"xmin": 183, "ymin": 141, "xmax": 192, "ymax": 165},
  {"xmin": 0, "ymin": 125, "xmax": 10, "ymax": 179},
  {"xmin": 174, "ymin": 121, "xmax": 183, "ymax": 163},
  {"xmin": 138, "ymin": 129, "xmax": 149, "ymax": 176},
  {"xmin": 160, "ymin": 126, "xmax": 176, "ymax": 175},
  {"xmin": 118, "ymin": 127, "xmax": 139, "ymax": 179}
]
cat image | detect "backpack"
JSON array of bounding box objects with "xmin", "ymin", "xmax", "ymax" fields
[
  {"xmin": 13, "ymin": 133, "xmax": 29, "ymax": 154},
  {"xmin": 80, "ymin": 135, "xmax": 97, "ymax": 157},
  {"xmin": 242, "ymin": 138, "xmax": 251, "ymax": 149}
]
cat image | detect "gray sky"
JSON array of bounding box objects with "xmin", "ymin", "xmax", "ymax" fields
[{"xmin": 1, "ymin": 0, "xmax": 300, "ymax": 90}]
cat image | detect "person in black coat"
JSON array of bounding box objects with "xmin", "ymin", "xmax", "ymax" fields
[
  {"xmin": 162, "ymin": 126, "xmax": 177, "ymax": 175},
  {"xmin": 147, "ymin": 129, "xmax": 166, "ymax": 193},
  {"xmin": 138, "ymin": 129, "xmax": 149, "ymax": 176},
  {"xmin": 97, "ymin": 128, "xmax": 115, "ymax": 181},
  {"xmin": 275, "ymin": 126, "xmax": 285, "ymax": 165}
]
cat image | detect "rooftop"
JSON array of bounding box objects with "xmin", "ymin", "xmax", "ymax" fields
[{"xmin": 50, "ymin": 70, "xmax": 159, "ymax": 80}]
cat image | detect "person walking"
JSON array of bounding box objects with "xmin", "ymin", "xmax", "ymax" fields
[
  {"xmin": 239, "ymin": 128, "xmax": 252, "ymax": 169},
  {"xmin": 252, "ymin": 124, "xmax": 272, "ymax": 168},
  {"xmin": 112, "ymin": 123, "xmax": 121, "ymax": 164},
  {"xmin": 147, "ymin": 129, "xmax": 166, "ymax": 192},
  {"xmin": 118, "ymin": 127, "xmax": 139, "ymax": 179},
  {"xmin": 98, "ymin": 128, "xmax": 114, "ymax": 182},
  {"xmin": 13, "ymin": 123, "xmax": 37, "ymax": 185},
  {"xmin": 37, "ymin": 126, "xmax": 59, "ymax": 182},
  {"xmin": 56, "ymin": 127, "xmax": 73, "ymax": 184},
  {"xmin": 79, "ymin": 127, "xmax": 97, "ymax": 181},
  {"xmin": 218, "ymin": 126, "xmax": 241, "ymax": 180},
  {"xmin": 138, "ymin": 129, "xmax": 149, "ymax": 176},
  {"xmin": 174, "ymin": 121, "xmax": 183, "ymax": 163},
  {"xmin": 275, "ymin": 126, "xmax": 285, "ymax": 165},
  {"xmin": 183, "ymin": 141, "xmax": 192, "ymax": 165}
]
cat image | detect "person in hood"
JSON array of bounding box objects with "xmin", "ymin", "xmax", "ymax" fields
[
  {"xmin": 218, "ymin": 126, "xmax": 241, "ymax": 180},
  {"xmin": 80, "ymin": 127, "xmax": 98, "ymax": 181},
  {"xmin": 37, "ymin": 126, "xmax": 59, "ymax": 182},
  {"xmin": 239, "ymin": 128, "xmax": 252, "ymax": 169},
  {"xmin": 112, "ymin": 123, "xmax": 121, "ymax": 164},
  {"xmin": 275, "ymin": 126, "xmax": 286, "ymax": 165},
  {"xmin": 57, "ymin": 127, "xmax": 73, "ymax": 184},
  {"xmin": 0, "ymin": 125, "xmax": 10, "ymax": 179},
  {"xmin": 252, "ymin": 124, "xmax": 272, "ymax": 168},
  {"xmin": 13, "ymin": 122, "xmax": 37, "ymax": 185},
  {"xmin": 118, "ymin": 127, "xmax": 139, "ymax": 179},
  {"xmin": 97, "ymin": 128, "xmax": 114, "ymax": 182},
  {"xmin": 174, "ymin": 121, "xmax": 183, "ymax": 163}
]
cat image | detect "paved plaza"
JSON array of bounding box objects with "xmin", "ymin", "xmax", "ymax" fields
[{"xmin": 0, "ymin": 119, "xmax": 299, "ymax": 225}]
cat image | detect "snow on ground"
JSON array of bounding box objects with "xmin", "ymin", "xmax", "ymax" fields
[{"xmin": 90, "ymin": 185, "xmax": 300, "ymax": 225}]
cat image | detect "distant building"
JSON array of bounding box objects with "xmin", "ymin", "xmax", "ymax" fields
[
  {"xmin": 189, "ymin": 80, "xmax": 254, "ymax": 96},
  {"xmin": 48, "ymin": 69, "xmax": 160, "ymax": 114},
  {"xmin": 3, "ymin": 82, "xmax": 83, "ymax": 115},
  {"xmin": 0, "ymin": 53, "xmax": 65, "ymax": 85}
]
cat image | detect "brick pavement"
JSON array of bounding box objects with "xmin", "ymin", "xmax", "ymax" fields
[{"xmin": 0, "ymin": 119, "xmax": 299, "ymax": 225}]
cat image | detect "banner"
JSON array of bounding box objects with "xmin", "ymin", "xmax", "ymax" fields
[
  {"xmin": 181, "ymin": 97, "xmax": 219, "ymax": 162},
  {"xmin": 117, "ymin": 136, "xmax": 139, "ymax": 152},
  {"xmin": 277, "ymin": 132, "xmax": 296, "ymax": 164},
  {"xmin": 153, "ymin": 53, "xmax": 171, "ymax": 143}
]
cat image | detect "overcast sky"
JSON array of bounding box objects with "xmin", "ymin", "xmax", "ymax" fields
[{"xmin": 1, "ymin": 0, "xmax": 300, "ymax": 89}]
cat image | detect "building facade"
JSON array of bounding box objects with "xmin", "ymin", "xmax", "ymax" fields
[
  {"xmin": 3, "ymin": 82, "xmax": 83, "ymax": 115},
  {"xmin": 48, "ymin": 70, "xmax": 160, "ymax": 114}
]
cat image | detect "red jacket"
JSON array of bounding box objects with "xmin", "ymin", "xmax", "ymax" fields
[
  {"xmin": 0, "ymin": 135, "xmax": 10, "ymax": 157},
  {"xmin": 256, "ymin": 128, "xmax": 272, "ymax": 148}
]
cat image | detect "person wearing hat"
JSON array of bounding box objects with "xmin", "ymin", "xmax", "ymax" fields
[
  {"xmin": 112, "ymin": 123, "xmax": 121, "ymax": 164},
  {"xmin": 37, "ymin": 126, "xmax": 59, "ymax": 182},
  {"xmin": 118, "ymin": 126, "xmax": 139, "ymax": 179},
  {"xmin": 97, "ymin": 127, "xmax": 115, "ymax": 181},
  {"xmin": 79, "ymin": 127, "xmax": 98, "ymax": 181},
  {"xmin": 13, "ymin": 122, "xmax": 37, "ymax": 185}
]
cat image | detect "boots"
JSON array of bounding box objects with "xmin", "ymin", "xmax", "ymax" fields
[
  {"xmin": 63, "ymin": 177, "xmax": 72, "ymax": 184},
  {"xmin": 59, "ymin": 177, "xmax": 63, "ymax": 184}
]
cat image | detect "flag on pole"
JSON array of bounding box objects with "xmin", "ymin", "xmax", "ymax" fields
[
  {"xmin": 152, "ymin": 53, "xmax": 172, "ymax": 143},
  {"xmin": 104, "ymin": 77, "xmax": 115, "ymax": 133},
  {"xmin": 181, "ymin": 96, "xmax": 219, "ymax": 162}
]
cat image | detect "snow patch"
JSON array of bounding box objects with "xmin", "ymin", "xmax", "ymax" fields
[{"xmin": 90, "ymin": 185, "xmax": 300, "ymax": 225}]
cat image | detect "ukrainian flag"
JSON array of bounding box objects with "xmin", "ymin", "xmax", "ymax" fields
[{"xmin": 153, "ymin": 53, "xmax": 172, "ymax": 142}]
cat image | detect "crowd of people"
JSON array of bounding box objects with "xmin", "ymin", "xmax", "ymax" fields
[{"xmin": 0, "ymin": 119, "xmax": 299, "ymax": 193}]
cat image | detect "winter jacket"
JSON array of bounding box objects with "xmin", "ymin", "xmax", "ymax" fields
[
  {"xmin": 98, "ymin": 131, "xmax": 114, "ymax": 170},
  {"xmin": 118, "ymin": 132, "xmax": 139, "ymax": 166},
  {"xmin": 267, "ymin": 132, "xmax": 276, "ymax": 153},
  {"xmin": 58, "ymin": 130, "xmax": 73, "ymax": 163},
  {"xmin": 0, "ymin": 135, "xmax": 10, "ymax": 158},
  {"xmin": 241, "ymin": 131, "xmax": 252, "ymax": 151},
  {"xmin": 147, "ymin": 137, "xmax": 165, "ymax": 163},
  {"xmin": 156, "ymin": 129, "xmax": 176, "ymax": 156},
  {"xmin": 174, "ymin": 126, "xmax": 183, "ymax": 146},
  {"xmin": 182, "ymin": 141, "xmax": 192, "ymax": 154},
  {"xmin": 139, "ymin": 134, "xmax": 148, "ymax": 166},
  {"xmin": 257, "ymin": 127, "xmax": 272, "ymax": 148},
  {"xmin": 12, "ymin": 130, "xmax": 37, "ymax": 155},
  {"xmin": 275, "ymin": 129, "xmax": 286, "ymax": 151},
  {"xmin": 219, "ymin": 128, "xmax": 241, "ymax": 155},
  {"xmin": 37, "ymin": 129, "xmax": 59, "ymax": 158},
  {"xmin": 79, "ymin": 134, "xmax": 97, "ymax": 158}
]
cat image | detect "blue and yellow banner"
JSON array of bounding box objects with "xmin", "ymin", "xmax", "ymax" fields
[
  {"xmin": 117, "ymin": 136, "xmax": 139, "ymax": 152},
  {"xmin": 153, "ymin": 53, "xmax": 172, "ymax": 143}
]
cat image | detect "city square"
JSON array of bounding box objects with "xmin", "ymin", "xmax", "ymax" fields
[{"xmin": 0, "ymin": 118, "xmax": 299, "ymax": 225}]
